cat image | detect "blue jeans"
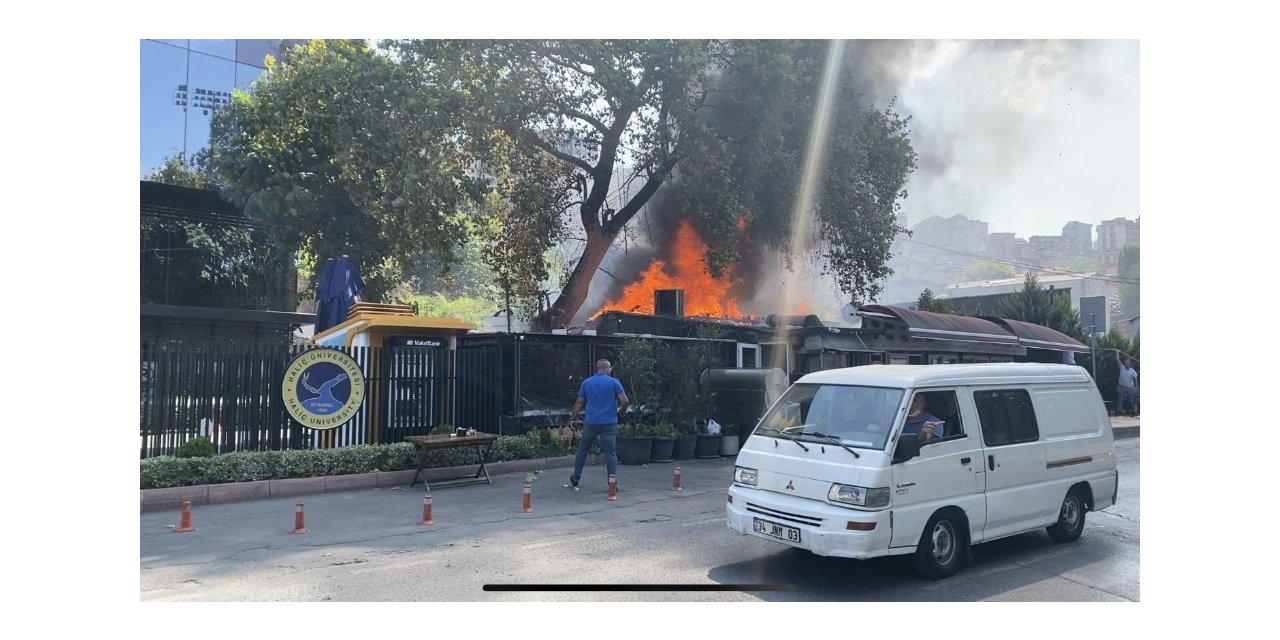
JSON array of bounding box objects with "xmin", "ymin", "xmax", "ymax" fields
[{"xmin": 572, "ymin": 423, "xmax": 618, "ymax": 482}]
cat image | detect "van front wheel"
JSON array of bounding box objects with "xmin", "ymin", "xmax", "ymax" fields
[
  {"xmin": 1046, "ymin": 489, "xmax": 1086, "ymax": 542},
  {"xmin": 912, "ymin": 512, "xmax": 965, "ymax": 579}
]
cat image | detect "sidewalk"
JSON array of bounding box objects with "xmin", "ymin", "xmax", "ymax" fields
[{"xmin": 1110, "ymin": 415, "xmax": 1139, "ymax": 440}]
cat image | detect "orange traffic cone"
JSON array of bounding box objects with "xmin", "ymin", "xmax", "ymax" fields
[
  {"xmin": 607, "ymin": 474, "xmax": 618, "ymax": 501},
  {"xmin": 292, "ymin": 499, "xmax": 309, "ymax": 534},
  {"xmin": 671, "ymin": 467, "xmax": 684, "ymax": 492},
  {"xmin": 175, "ymin": 500, "xmax": 197, "ymax": 533},
  {"xmin": 521, "ymin": 483, "xmax": 533, "ymax": 513},
  {"xmin": 419, "ymin": 492, "xmax": 435, "ymax": 526}
]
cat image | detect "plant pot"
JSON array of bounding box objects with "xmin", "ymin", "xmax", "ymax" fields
[
  {"xmin": 672, "ymin": 435, "xmax": 697, "ymax": 460},
  {"xmin": 694, "ymin": 434, "xmax": 722, "ymax": 459},
  {"xmin": 718, "ymin": 434, "xmax": 740, "ymax": 456},
  {"xmin": 649, "ymin": 436, "xmax": 675, "ymax": 463},
  {"xmin": 617, "ymin": 436, "xmax": 652, "ymax": 465}
]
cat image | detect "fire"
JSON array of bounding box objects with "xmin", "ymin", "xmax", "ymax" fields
[{"xmin": 595, "ymin": 219, "xmax": 744, "ymax": 318}]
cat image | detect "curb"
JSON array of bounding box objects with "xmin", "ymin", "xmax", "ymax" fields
[{"xmin": 141, "ymin": 452, "xmax": 610, "ymax": 513}]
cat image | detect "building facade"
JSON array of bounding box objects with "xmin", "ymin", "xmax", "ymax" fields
[{"xmin": 140, "ymin": 39, "xmax": 306, "ymax": 177}]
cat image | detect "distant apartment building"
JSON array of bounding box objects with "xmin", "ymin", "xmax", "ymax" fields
[
  {"xmin": 1097, "ymin": 217, "xmax": 1140, "ymax": 261},
  {"xmin": 913, "ymin": 214, "xmax": 989, "ymax": 253},
  {"xmin": 985, "ymin": 232, "xmax": 1025, "ymax": 262},
  {"xmin": 1062, "ymin": 221, "xmax": 1094, "ymax": 254}
]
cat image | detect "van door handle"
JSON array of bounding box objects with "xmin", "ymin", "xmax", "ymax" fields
[
  {"xmin": 988, "ymin": 455, "xmax": 995, "ymax": 471},
  {"xmin": 960, "ymin": 457, "xmax": 971, "ymax": 465}
]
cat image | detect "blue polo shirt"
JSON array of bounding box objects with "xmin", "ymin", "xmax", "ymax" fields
[
  {"xmin": 903, "ymin": 413, "xmax": 944, "ymax": 437},
  {"xmin": 578, "ymin": 373, "xmax": 625, "ymax": 425}
]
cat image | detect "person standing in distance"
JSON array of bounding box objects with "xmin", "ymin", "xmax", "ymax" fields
[{"xmin": 567, "ymin": 359, "xmax": 630, "ymax": 490}]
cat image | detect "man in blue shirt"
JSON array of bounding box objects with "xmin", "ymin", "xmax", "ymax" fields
[
  {"xmin": 902, "ymin": 394, "xmax": 943, "ymax": 442},
  {"xmin": 567, "ymin": 359, "xmax": 630, "ymax": 490}
]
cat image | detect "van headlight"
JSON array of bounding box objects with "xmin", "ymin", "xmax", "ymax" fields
[
  {"xmin": 828, "ymin": 484, "xmax": 890, "ymax": 508},
  {"xmin": 734, "ymin": 466, "xmax": 758, "ymax": 486}
]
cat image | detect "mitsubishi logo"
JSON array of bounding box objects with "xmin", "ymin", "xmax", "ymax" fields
[{"xmin": 785, "ymin": 480, "xmax": 795, "ymax": 491}]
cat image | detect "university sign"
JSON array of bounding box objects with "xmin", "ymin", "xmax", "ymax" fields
[{"xmin": 282, "ymin": 349, "xmax": 366, "ymax": 430}]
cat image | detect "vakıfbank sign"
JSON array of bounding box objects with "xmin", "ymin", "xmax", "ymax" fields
[{"xmin": 282, "ymin": 349, "xmax": 366, "ymax": 430}]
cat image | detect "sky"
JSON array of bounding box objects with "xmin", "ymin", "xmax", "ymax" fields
[
  {"xmin": 874, "ymin": 40, "xmax": 1140, "ymax": 238},
  {"xmin": 7, "ymin": 0, "xmax": 1278, "ymax": 634}
]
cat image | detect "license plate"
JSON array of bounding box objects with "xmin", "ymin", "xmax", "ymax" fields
[{"xmin": 753, "ymin": 518, "xmax": 802, "ymax": 543}]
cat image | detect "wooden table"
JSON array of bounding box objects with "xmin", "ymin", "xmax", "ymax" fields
[{"xmin": 403, "ymin": 433, "xmax": 499, "ymax": 490}]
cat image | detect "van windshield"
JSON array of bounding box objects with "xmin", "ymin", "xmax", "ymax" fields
[{"xmin": 754, "ymin": 384, "xmax": 904, "ymax": 451}]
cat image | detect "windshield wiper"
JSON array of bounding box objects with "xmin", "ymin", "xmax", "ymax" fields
[
  {"xmin": 757, "ymin": 426, "xmax": 810, "ymax": 451},
  {"xmin": 797, "ymin": 431, "xmax": 861, "ymax": 458}
]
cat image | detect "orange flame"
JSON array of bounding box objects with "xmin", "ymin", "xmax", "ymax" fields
[{"xmin": 595, "ymin": 219, "xmax": 744, "ymax": 318}]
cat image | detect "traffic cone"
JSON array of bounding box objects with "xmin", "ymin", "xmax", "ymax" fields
[
  {"xmin": 607, "ymin": 474, "xmax": 618, "ymax": 501},
  {"xmin": 521, "ymin": 483, "xmax": 533, "ymax": 513},
  {"xmin": 292, "ymin": 499, "xmax": 309, "ymax": 534},
  {"xmin": 175, "ymin": 500, "xmax": 197, "ymax": 533},
  {"xmin": 419, "ymin": 492, "xmax": 435, "ymax": 526},
  {"xmin": 671, "ymin": 467, "xmax": 684, "ymax": 492}
]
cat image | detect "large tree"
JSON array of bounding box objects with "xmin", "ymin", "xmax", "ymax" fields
[
  {"xmin": 211, "ymin": 40, "xmax": 917, "ymax": 327},
  {"xmin": 389, "ymin": 39, "xmax": 916, "ymax": 329},
  {"xmin": 208, "ymin": 39, "xmax": 481, "ymax": 301}
]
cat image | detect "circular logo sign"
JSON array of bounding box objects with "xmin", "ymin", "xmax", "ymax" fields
[{"xmin": 282, "ymin": 349, "xmax": 366, "ymax": 430}]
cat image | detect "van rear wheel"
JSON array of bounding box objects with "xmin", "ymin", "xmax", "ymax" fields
[
  {"xmin": 1047, "ymin": 488, "xmax": 1086, "ymax": 542},
  {"xmin": 912, "ymin": 512, "xmax": 966, "ymax": 579}
]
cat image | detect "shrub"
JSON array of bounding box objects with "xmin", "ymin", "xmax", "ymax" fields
[{"xmin": 176, "ymin": 436, "xmax": 215, "ymax": 459}]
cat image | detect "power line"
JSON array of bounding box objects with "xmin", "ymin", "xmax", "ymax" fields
[{"xmin": 901, "ymin": 238, "xmax": 1140, "ymax": 286}]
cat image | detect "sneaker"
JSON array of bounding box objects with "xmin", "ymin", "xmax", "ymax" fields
[{"xmin": 568, "ymin": 475, "xmax": 580, "ymax": 490}]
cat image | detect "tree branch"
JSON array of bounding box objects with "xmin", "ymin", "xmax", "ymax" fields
[
  {"xmin": 524, "ymin": 134, "xmax": 596, "ymax": 174},
  {"xmin": 605, "ymin": 153, "xmax": 679, "ymax": 235}
]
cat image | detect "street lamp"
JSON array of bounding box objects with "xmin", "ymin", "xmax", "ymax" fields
[{"xmin": 1089, "ymin": 313, "xmax": 1098, "ymax": 379}]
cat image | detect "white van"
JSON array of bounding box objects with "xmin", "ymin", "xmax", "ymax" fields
[{"xmin": 725, "ymin": 363, "xmax": 1118, "ymax": 578}]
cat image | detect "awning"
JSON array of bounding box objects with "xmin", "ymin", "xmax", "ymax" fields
[
  {"xmin": 983, "ymin": 317, "xmax": 1091, "ymax": 353},
  {"xmin": 859, "ymin": 305, "xmax": 1020, "ymax": 346}
]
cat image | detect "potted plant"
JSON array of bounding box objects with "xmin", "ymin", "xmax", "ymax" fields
[
  {"xmin": 672, "ymin": 421, "xmax": 698, "ymax": 460},
  {"xmin": 694, "ymin": 419, "xmax": 722, "ymax": 459},
  {"xmin": 616, "ymin": 423, "xmax": 652, "ymax": 465},
  {"xmin": 648, "ymin": 423, "xmax": 678, "ymax": 463},
  {"xmin": 718, "ymin": 423, "xmax": 741, "ymax": 456}
]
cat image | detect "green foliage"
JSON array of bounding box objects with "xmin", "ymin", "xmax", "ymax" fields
[
  {"xmin": 176, "ymin": 436, "xmax": 216, "ymax": 459},
  {"xmin": 962, "ymin": 261, "xmax": 1019, "ymax": 282},
  {"xmin": 916, "ymin": 288, "xmax": 953, "ymax": 314},
  {"xmin": 146, "ymin": 149, "xmax": 214, "ymax": 189},
  {"xmin": 397, "ymin": 293, "xmax": 495, "ymax": 326},
  {"xmin": 141, "ymin": 437, "xmax": 591, "ymax": 489},
  {"xmin": 209, "ymin": 39, "xmax": 480, "ymax": 302},
  {"xmin": 649, "ymin": 423, "xmax": 679, "ymax": 439},
  {"xmin": 997, "ymin": 273, "xmax": 1085, "ymax": 341},
  {"xmin": 429, "ymin": 424, "xmax": 455, "ymax": 436},
  {"xmin": 1117, "ymin": 243, "xmax": 1140, "ymax": 319},
  {"xmin": 615, "ymin": 338, "xmax": 660, "ymax": 409}
]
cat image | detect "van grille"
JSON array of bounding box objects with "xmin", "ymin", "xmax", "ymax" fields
[{"xmin": 745, "ymin": 502, "xmax": 824, "ymax": 527}]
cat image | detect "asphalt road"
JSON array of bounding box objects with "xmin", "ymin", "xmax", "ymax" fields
[{"xmin": 140, "ymin": 438, "xmax": 1139, "ymax": 602}]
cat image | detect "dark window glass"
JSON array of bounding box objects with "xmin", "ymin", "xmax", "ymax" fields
[{"xmin": 974, "ymin": 389, "xmax": 1040, "ymax": 446}]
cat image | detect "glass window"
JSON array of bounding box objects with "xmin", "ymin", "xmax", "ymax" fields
[
  {"xmin": 755, "ymin": 384, "xmax": 904, "ymax": 451},
  {"xmin": 909, "ymin": 390, "xmax": 963, "ymax": 438},
  {"xmin": 973, "ymin": 389, "xmax": 1040, "ymax": 446},
  {"xmin": 140, "ymin": 40, "xmax": 190, "ymax": 177},
  {"xmin": 189, "ymin": 39, "xmax": 236, "ymax": 60}
]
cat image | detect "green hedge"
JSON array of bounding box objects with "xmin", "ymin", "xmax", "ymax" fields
[{"xmin": 140, "ymin": 432, "xmax": 587, "ymax": 489}]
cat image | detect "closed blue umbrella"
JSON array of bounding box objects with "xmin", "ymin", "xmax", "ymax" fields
[{"xmin": 314, "ymin": 255, "xmax": 365, "ymax": 333}]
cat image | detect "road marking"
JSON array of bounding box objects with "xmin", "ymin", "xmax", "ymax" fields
[
  {"xmin": 682, "ymin": 517, "xmax": 726, "ymax": 527},
  {"xmin": 521, "ymin": 532, "xmax": 616, "ymax": 550},
  {"xmin": 350, "ymin": 559, "xmax": 438, "ymax": 575}
]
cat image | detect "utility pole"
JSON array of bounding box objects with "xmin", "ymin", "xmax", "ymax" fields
[{"xmin": 1089, "ymin": 313, "xmax": 1098, "ymax": 379}]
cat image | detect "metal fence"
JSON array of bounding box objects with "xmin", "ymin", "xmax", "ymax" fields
[{"xmin": 140, "ymin": 341, "xmax": 445, "ymax": 458}]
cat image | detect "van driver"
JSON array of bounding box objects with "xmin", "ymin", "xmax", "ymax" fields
[{"xmin": 903, "ymin": 394, "xmax": 943, "ymax": 442}]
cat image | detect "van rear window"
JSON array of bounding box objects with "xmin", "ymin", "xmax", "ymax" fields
[{"xmin": 974, "ymin": 389, "xmax": 1040, "ymax": 446}]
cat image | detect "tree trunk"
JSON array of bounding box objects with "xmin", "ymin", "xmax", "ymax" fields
[{"xmin": 532, "ymin": 226, "xmax": 618, "ymax": 331}]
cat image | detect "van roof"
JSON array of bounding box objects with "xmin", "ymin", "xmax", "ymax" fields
[{"xmin": 797, "ymin": 363, "xmax": 1092, "ymax": 388}]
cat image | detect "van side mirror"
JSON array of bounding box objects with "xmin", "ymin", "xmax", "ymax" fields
[{"xmin": 893, "ymin": 434, "xmax": 920, "ymax": 464}]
